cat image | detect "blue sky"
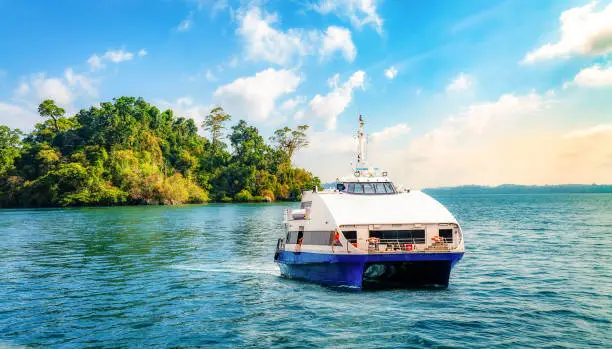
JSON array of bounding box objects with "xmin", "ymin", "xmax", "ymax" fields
[{"xmin": 1, "ymin": 0, "xmax": 611, "ymax": 187}]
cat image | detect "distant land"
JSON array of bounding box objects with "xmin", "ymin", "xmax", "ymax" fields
[{"xmin": 422, "ymin": 184, "xmax": 612, "ymax": 195}]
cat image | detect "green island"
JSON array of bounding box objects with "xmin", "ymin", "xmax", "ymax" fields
[{"xmin": 0, "ymin": 97, "xmax": 321, "ymax": 207}]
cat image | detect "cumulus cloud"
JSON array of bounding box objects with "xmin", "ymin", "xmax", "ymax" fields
[
  {"xmin": 314, "ymin": 0, "xmax": 383, "ymax": 34},
  {"xmin": 64, "ymin": 68, "xmax": 97, "ymax": 97},
  {"xmin": 237, "ymin": 7, "xmax": 311, "ymax": 66},
  {"xmin": 523, "ymin": 2, "xmax": 612, "ymax": 63},
  {"xmin": 320, "ymin": 26, "xmax": 356, "ymax": 62},
  {"xmin": 308, "ymin": 70, "xmax": 365, "ymax": 130},
  {"xmin": 571, "ymin": 64, "xmax": 612, "ymax": 87},
  {"xmin": 280, "ymin": 96, "xmax": 307, "ymax": 112},
  {"xmin": 87, "ymin": 49, "xmax": 141, "ymax": 71},
  {"xmin": 2, "ymin": 68, "xmax": 99, "ymax": 131},
  {"xmin": 0, "ymin": 102, "xmax": 40, "ymax": 131},
  {"xmin": 384, "ymin": 66, "xmax": 398, "ymax": 79},
  {"xmin": 296, "ymin": 91, "xmax": 612, "ymax": 186},
  {"xmin": 87, "ymin": 54, "xmax": 103, "ymax": 72},
  {"xmin": 371, "ymin": 123, "xmax": 411, "ymax": 142},
  {"xmin": 17, "ymin": 73, "xmax": 74, "ymax": 106},
  {"xmin": 236, "ymin": 7, "xmax": 356, "ymax": 66},
  {"xmin": 213, "ymin": 68, "xmax": 301, "ymax": 121},
  {"xmin": 446, "ymin": 73, "xmax": 473, "ymax": 92},
  {"xmin": 380, "ymin": 92, "xmax": 558, "ymax": 187}
]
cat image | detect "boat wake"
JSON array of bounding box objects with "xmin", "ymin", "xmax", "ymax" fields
[{"xmin": 171, "ymin": 262, "xmax": 281, "ymax": 276}]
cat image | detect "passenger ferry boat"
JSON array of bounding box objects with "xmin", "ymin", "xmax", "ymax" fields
[{"xmin": 273, "ymin": 116, "xmax": 465, "ymax": 288}]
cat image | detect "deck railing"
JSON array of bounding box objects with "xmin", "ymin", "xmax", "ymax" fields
[{"xmin": 367, "ymin": 238, "xmax": 426, "ymax": 252}]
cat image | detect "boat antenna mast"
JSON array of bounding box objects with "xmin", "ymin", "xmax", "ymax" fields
[{"xmin": 356, "ymin": 115, "xmax": 367, "ymax": 170}]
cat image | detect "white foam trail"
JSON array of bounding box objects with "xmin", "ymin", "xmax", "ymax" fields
[{"xmin": 172, "ymin": 263, "xmax": 281, "ymax": 276}]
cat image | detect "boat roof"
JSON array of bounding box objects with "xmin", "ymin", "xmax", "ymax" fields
[{"xmin": 318, "ymin": 190, "xmax": 457, "ymax": 226}]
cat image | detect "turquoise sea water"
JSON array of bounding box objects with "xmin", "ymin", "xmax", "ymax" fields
[{"xmin": 1, "ymin": 193, "xmax": 611, "ymax": 348}]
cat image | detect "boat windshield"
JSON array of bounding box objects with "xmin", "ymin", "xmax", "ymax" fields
[{"xmin": 343, "ymin": 182, "xmax": 396, "ymax": 194}]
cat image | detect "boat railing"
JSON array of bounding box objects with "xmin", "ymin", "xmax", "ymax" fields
[{"xmin": 368, "ymin": 238, "xmax": 426, "ymax": 252}]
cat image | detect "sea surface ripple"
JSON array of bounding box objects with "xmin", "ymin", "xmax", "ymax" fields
[{"xmin": 1, "ymin": 193, "xmax": 611, "ymax": 348}]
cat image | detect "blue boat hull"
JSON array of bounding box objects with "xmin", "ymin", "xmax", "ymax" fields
[{"xmin": 275, "ymin": 251, "xmax": 464, "ymax": 289}]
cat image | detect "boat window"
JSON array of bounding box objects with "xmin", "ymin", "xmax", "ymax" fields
[
  {"xmin": 374, "ymin": 182, "xmax": 386, "ymax": 193},
  {"xmin": 342, "ymin": 231, "xmax": 357, "ymax": 243},
  {"xmin": 439, "ymin": 229, "xmax": 453, "ymax": 243},
  {"xmin": 300, "ymin": 201, "xmax": 312, "ymax": 209},
  {"xmin": 336, "ymin": 183, "xmax": 346, "ymax": 191},
  {"xmin": 354, "ymin": 183, "xmax": 364, "ymax": 193},
  {"xmin": 364, "ymin": 183, "xmax": 375, "ymax": 194},
  {"xmin": 286, "ymin": 231, "xmax": 298, "ymax": 244},
  {"xmin": 384, "ymin": 182, "xmax": 395, "ymax": 193},
  {"xmin": 370, "ymin": 230, "xmax": 426, "ymax": 244},
  {"xmin": 302, "ymin": 231, "xmax": 334, "ymax": 245},
  {"xmin": 347, "ymin": 183, "xmax": 355, "ymax": 193},
  {"xmin": 342, "ymin": 182, "xmax": 396, "ymax": 194}
]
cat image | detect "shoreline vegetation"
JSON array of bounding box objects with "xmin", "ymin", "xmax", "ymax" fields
[
  {"xmin": 423, "ymin": 184, "xmax": 612, "ymax": 195},
  {"xmin": 0, "ymin": 97, "xmax": 321, "ymax": 208}
]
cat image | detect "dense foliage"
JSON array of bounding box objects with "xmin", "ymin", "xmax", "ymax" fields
[{"xmin": 0, "ymin": 97, "xmax": 320, "ymax": 207}]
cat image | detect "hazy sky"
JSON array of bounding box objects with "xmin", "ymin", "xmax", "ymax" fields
[{"xmin": 1, "ymin": 0, "xmax": 611, "ymax": 187}]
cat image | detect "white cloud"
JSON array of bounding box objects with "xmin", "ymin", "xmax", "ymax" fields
[
  {"xmin": 87, "ymin": 49, "xmax": 141, "ymax": 71},
  {"xmin": 0, "ymin": 102, "xmax": 40, "ymax": 131},
  {"xmin": 27, "ymin": 73, "xmax": 74, "ymax": 106},
  {"xmin": 103, "ymin": 49, "xmax": 134, "ymax": 63},
  {"xmin": 385, "ymin": 92, "xmax": 553, "ymax": 187},
  {"xmin": 371, "ymin": 123, "xmax": 411, "ymax": 142},
  {"xmin": 64, "ymin": 68, "xmax": 97, "ymax": 97},
  {"xmin": 320, "ymin": 26, "xmax": 356, "ymax": 62},
  {"xmin": 280, "ymin": 96, "xmax": 307, "ymax": 112},
  {"xmin": 87, "ymin": 54, "xmax": 103, "ymax": 72},
  {"xmin": 308, "ymin": 70, "xmax": 365, "ymax": 130},
  {"xmin": 564, "ymin": 123, "xmax": 612, "ymax": 138},
  {"xmin": 12, "ymin": 70, "xmax": 100, "ymax": 111},
  {"xmin": 315, "ymin": 0, "xmax": 383, "ymax": 34},
  {"xmin": 523, "ymin": 2, "xmax": 612, "ymax": 63},
  {"xmin": 237, "ymin": 7, "xmax": 310, "ymax": 66},
  {"xmin": 213, "ymin": 68, "xmax": 301, "ymax": 121},
  {"xmin": 236, "ymin": 7, "xmax": 356, "ymax": 66},
  {"xmin": 14, "ymin": 82, "xmax": 30, "ymax": 98},
  {"xmin": 572, "ymin": 64, "xmax": 612, "ymax": 87},
  {"xmin": 296, "ymin": 92, "xmax": 612, "ymax": 186},
  {"xmin": 384, "ymin": 66, "xmax": 398, "ymax": 79},
  {"xmin": 446, "ymin": 73, "xmax": 473, "ymax": 92}
]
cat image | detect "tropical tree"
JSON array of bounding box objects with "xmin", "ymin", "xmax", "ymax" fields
[
  {"xmin": 202, "ymin": 107, "xmax": 231, "ymax": 150},
  {"xmin": 38, "ymin": 99, "xmax": 65, "ymax": 132},
  {"xmin": 270, "ymin": 125, "xmax": 309, "ymax": 161}
]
